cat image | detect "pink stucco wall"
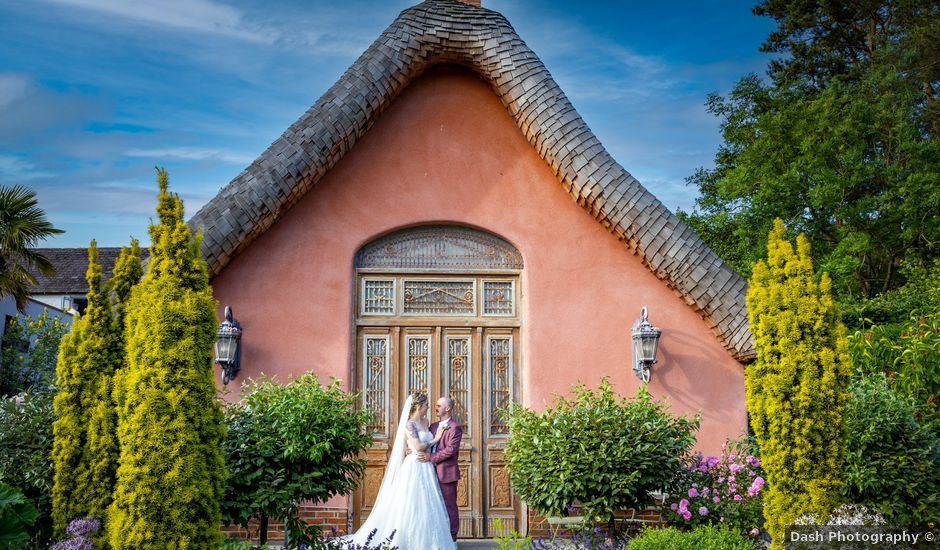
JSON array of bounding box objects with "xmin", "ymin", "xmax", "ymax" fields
[{"xmin": 210, "ymin": 65, "xmax": 746, "ymax": 454}]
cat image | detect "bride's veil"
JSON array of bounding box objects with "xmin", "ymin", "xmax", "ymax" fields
[{"xmin": 351, "ymin": 395, "xmax": 413, "ymax": 540}]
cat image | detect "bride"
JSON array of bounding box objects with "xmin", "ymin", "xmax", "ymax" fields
[{"xmin": 346, "ymin": 392, "xmax": 456, "ymax": 550}]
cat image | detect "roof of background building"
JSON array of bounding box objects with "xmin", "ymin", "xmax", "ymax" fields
[
  {"xmin": 29, "ymin": 248, "xmax": 149, "ymax": 294},
  {"xmin": 187, "ymin": 0, "xmax": 755, "ymax": 361}
]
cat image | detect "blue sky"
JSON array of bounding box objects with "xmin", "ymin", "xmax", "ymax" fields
[{"xmin": 0, "ymin": 0, "xmax": 776, "ymax": 248}]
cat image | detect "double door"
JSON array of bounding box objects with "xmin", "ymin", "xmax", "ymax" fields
[{"xmin": 353, "ymin": 325, "xmax": 521, "ymax": 537}]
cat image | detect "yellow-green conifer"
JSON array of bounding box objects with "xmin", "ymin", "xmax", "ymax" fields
[
  {"xmin": 746, "ymin": 219, "xmax": 851, "ymax": 547},
  {"xmin": 109, "ymin": 169, "xmax": 224, "ymax": 549},
  {"xmin": 52, "ymin": 241, "xmax": 119, "ymax": 535}
]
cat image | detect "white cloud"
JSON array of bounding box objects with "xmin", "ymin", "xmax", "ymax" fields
[
  {"xmin": 0, "ymin": 73, "xmax": 33, "ymax": 110},
  {"xmin": 124, "ymin": 147, "xmax": 254, "ymax": 165},
  {"xmin": 0, "ymin": 155, "xmax": 54, "ymax": 182},
  {"xmin": 38, "ymin": 0, "xmax": 277, "ymax": 43}
]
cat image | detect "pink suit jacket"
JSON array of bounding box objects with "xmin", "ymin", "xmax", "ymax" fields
[{"xmin": 429, "ymin": 419, "xmax": 463, "ymax": 483}]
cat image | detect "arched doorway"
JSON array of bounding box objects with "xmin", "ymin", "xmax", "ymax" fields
[{"xmin": 351, "ymin": 225, "xmax": 523, "ymax": 538}]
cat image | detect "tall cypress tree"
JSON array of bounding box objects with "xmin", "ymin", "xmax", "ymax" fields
[
  {"xmin": 109, "ymin": 169, "xmax": 224, "ymax": 549},
  {"xmin": 52, "ymin": 241, "xmax": 118, "ymax": 534},
  {"xmin": 746, "ymin": 219, "xmax": 851, "ymax": 547}
]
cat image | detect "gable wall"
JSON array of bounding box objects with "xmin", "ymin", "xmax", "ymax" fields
[{"xmin": 211, "ymin": 66, "xmax": 745, "ymax": 453}]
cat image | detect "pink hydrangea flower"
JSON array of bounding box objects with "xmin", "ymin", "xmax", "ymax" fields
[
  {"xmin": 679, "ymin": 499, "xmax": 689, "ymax": 510},
  {"xmin": 688, "ymin": 488, "xmax": 698, "ymax": 498},
  {"xmin": 712, "ymin": 496, "xmax": 720, "ymax": 503},
  {"xmin": 698, "ymin": 506, "xmax": 708, "ymax": 516},
  {"xmin": 682, "ymin": 510, "xmax": 692, "ymax": 521},
  {"xmin": 734, "ymin": 494, "xmax": 743, "ymax": 501}
]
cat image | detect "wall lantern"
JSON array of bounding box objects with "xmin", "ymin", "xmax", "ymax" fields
[
  {"xmin": 215, "ymin": 306, "xmax": 242, "ymax": 385},
  {"xmin": 631, "ymin": 306, "xmax": 662, "ymax": 383}
]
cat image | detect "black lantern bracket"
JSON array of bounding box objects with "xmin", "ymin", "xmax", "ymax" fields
[
  {"xmin": 215, "ymin": 306, "xmax": 242, "ymax": 385},
  {"xmin": 631, "ymin": 306, "xmax": 662, "ymax": 383}
]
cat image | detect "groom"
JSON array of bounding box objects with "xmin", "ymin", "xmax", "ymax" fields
[{"xmin": 419, "ymin": 396, "xmax": 463, "ymax": 541}]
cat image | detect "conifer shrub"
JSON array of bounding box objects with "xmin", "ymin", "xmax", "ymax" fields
[
  {"xmin": 745, "ymin": 219, "xmax": 851, "ymax": 547},
  {"xmin": 52, "ymin": 242, "xmax": 119, "ymax": 536},
  {"xmin": 108, "ymin": 169, "xmax": 225, "ymax": 549}
]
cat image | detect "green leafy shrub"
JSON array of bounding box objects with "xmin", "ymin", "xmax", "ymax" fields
[
  {"xmin": 746, "ymin": 219, "xmax": 851, "ymax": 546},
  {"xmin": 109, "ymin": 169, "xmax": 225, "ymax": 549},
  {"xmin": 0, "ymin": 391, "xmax": 55, "ymax": 545},
  {"xmin": 841, "ymin": 373, "xmax": 940, "ymax": 527},
  {"xmin": 627, "ymin": 525, "xmax": 756, "ymax": 550},
  {"xmin": 0, "ymin": 311, "xmax": 69, "ymax": 396},
  {"xmin": 504, "ymin": 378, "xmax": 698, "ymax": 527},
  {"xmin": 221, "ymin": 374, "xmax": 372, "ymax": 546},
  {"xmin": 667, "ymin": 438, "xmax": 764, "ymax": 536},
  {"xmin": 849, "ymin": 312, "xmax": 940, "ymax": 432},
  {"xmin": 0, "ymin": 482, "xmax": 39, "ymax": 549}
]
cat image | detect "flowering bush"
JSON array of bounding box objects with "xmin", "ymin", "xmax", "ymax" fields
[
  {"xmin": 667, "ymin": 438, "xmax": 764, "ymax": 537},
  {"xmin": 793, "ymin": 504, "xmax": 885, "ymax": 526},
  {"xmin": 50, "ymin": 517, "xmax": 100, "ymax": 550}
]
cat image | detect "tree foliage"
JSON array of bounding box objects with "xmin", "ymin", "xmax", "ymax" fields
[
  {"xmin": 681, "ymin": 0, "xmax": 940, "ymax": 300},
  {"xmin": 0, "ymin": 311, "xmax": 69, "ymax": 397},
  {"xmin": 745, "ymin": 220, "xmax": 852, "ymax": 547},
  {"xmin": 222, "ymin": 374, "xmax": 372, "ymax": 546},
  {"xmin": 504, "ymin": 379, "xmax": 699, "ymax": 527},
  {"xmin": 108, "ymin": 169, "xmax": 224, "ymax": 549},
  {"xmin": 0, "ymin": 481, "xmax": 39, "ymax": 549},
  {"xmin": 0, "ymin": 185, "xmax": 63, "ymax": 310}
]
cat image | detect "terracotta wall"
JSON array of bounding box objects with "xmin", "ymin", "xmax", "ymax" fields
[{"xmin": 210, "ymin": 65, "xmax": 746, "ymax": 455}]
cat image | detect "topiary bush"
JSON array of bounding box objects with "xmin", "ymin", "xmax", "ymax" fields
[
  {"xmin": 841, "ymin": 373, "xmax": 940, "ymax": 527},
  {"xmin": 504, "ymin": 378, "xmax": 698, "ymax": 528},
  {"xmin": 627, "ymin": 525, "xmax": 756, "ymax": 550},
  {"xmin": 109, "ymin": 169, "xmax": 225, "ymax": 549},
  {"xmin": 746, "ymin": 219, "xmax": 852, "ymax": 546},
  {"xmin": 221, "ymin": 374, "xmax": 372, "ymax": 546}
]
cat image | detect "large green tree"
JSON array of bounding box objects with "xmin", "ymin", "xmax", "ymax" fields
[
  {"xmin": 109, "ymin": 169, "xmax": 224, "ymax": 549},
  {"xmin": 0, "ymin": 185, "xmax": 63, "ymax": 310},
  {"xmin": 681, "ymin": 0, "xmax": 940, "ymax": 300}
]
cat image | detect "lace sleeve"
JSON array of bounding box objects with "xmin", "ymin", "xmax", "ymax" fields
[{"xmin": 405, "ymin": 420, "xmax": 419, "ymax": 440}]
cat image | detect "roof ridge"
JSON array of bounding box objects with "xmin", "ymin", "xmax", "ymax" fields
[{"xmin": 188, "ymin": 0, "xmax": 755, "ymax": 361}]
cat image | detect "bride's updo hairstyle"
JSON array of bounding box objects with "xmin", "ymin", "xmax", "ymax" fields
[{"xmin": 409, "ymin": 392, "xmax": 428, "ymax": 416}]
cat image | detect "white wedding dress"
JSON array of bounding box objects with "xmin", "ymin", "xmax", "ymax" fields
[{"xmin": 346, "ymin": 397, "xmax": 456, "ymax": 550}]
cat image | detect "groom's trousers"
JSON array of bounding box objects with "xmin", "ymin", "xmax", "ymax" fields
[{"xmin": 440, "ymin": 480, "xmax": 459, "ymax": 540}]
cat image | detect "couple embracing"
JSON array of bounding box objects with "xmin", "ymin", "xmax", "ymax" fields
[{"xmin": 347, "ymin": 392, "xmax": 463, "ymax": 549}]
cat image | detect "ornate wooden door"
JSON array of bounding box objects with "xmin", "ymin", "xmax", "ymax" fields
[
  {"xmin": 351, "ymin": 226, "xmax": 524, "ymax": 538},
  {"xmin": 352, "ymin": 325, "xmax": 521, "ymax": 537}
]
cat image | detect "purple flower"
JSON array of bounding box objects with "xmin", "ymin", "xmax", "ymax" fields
[
  {"xmin": 729, "ymin": 463, "xmax": 741, "ymax": 474},
  {"xmin": 728, "ymin": 475, "xmax": 736, "ymax": 482},
  {"xmin": 698, "ymin": 506, "xmax": 709, "ymax": 516},
  {"xmin": 702, "ymin": 487, "xmax": 709, "ymax": 496},
  {"xmin": 688, "ymin": 487, "xmax": 699, "ymax": 498},
  {"xmin": 707, "ymin": 456, "xmax": 720, "ymax": 468},
  {"xmin": 670, "ymin": 503, "xmax": 678, "ymax": 511},
  {"xmin": 712, "ymin": 496, "xmax": 720, "ymax": 503},
  {"xmin": 681, "ymin": 510, "xmax": 692, "ymax": 521},
  {"xmin": 750, "ymin": 528, "xmax": 760, "ymax": 536},
  {"xmin": 718, "ymin": 476, "xmax": 725, "ymax": 483},
  {"xmin": 734, "ymin": 494, "xmax": 743, "ymax": 501},
  {"xmin": 679, "ymin": 498, "xmax": 689, "ymax": 510}
]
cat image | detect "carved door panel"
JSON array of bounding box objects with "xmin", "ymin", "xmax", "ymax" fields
[{"xmin": 352, "ymin": 327, "xmax": 520, "ymax": 538}]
